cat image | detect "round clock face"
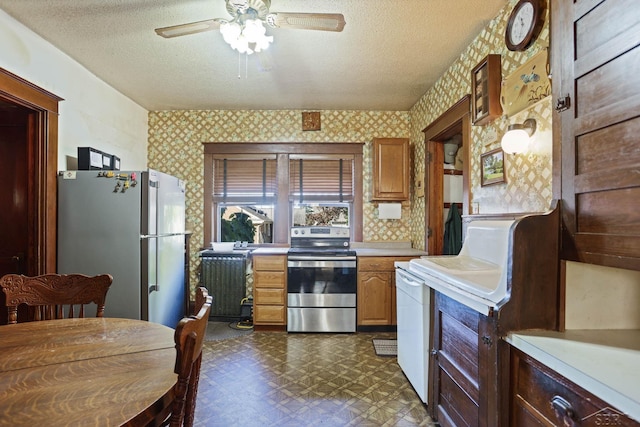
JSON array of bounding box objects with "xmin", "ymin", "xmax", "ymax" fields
[
  {"xmin": 510, "ymin": 3, "xmax": 535, "ymax": 45},
  {"xmin": 505, "ymin": 0, "xmax": 545, "ymax": 51}
]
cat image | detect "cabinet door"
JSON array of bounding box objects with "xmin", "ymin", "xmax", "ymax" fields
[
  {"xmin": 357, "ymin": 271, "xmax": 392, "ymax": 325},
  {"xmin": 431, "ymin": 292, "xmax": 500, "ymax": 427},
  {"xmin": 372, "ymin": 138, "xmax": 410, "ymax": 201},
  {"xmin": 432, "ymin": 292, "xmax": 481, "ymax": 425}
]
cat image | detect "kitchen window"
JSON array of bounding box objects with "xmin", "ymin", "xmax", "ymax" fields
[
  {"xmin": 204, "ymin": 143, "xmax": 364, "ymax": 244},
  {"xmin": 290, "ymin": 155, "xmax": 353, "ymax": 229},
  {"xmin": 212, "ymin": 157, "xmax": 276, "ymax": 243}
]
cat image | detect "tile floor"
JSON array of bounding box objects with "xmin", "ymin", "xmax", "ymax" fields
[{"xmin": 194, "ymin": 330, "xmax": 434, "ymax": 426}]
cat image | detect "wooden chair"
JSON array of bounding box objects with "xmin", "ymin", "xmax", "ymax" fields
[
  {"xmin": 0, "ymin": 273, "xmax": 113, "ymax": 324},
  {"xmin": 151, "ymin": 286, "xmax": 212, "ymax": 427}
]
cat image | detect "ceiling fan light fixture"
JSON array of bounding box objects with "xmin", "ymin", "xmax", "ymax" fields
[{"xmin": 220, "ymin": 18, "xmax": 273, "ymax": 55}]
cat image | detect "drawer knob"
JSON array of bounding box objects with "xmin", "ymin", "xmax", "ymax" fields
[{"xmin": 550, "ymin": 395, "xmax": 575, "ymax": 420}]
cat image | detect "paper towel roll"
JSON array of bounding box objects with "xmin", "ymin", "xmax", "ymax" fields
[{"xmin": 378, "ymin": 203, "xmax": 401, "ymax": 219}]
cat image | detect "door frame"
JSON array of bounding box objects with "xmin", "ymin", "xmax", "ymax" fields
[
  {"xmin": 0, "ymin": 67, "xmax": 62, "ymax": 274},
  {"xmin": 421, "ymin": 96, "xmax": 471, "ymax": 255}
]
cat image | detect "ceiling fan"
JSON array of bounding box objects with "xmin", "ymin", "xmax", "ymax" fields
[{"xmin": 155, "ymin": 0, "xmax": 345, "ymax": 54}]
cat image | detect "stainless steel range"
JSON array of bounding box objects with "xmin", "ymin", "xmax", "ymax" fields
[{"xmin": 287, "ymin": 226, "xmax": 356, "ymax": 333}]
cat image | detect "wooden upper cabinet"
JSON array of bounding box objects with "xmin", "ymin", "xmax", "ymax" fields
[
  {"xmin": 371, "ymin": 138, "xmax": 410, "ymax": 201},
  {"xmin": 552, "ymin": 0, "xmax": 640, "ymax": 271}
]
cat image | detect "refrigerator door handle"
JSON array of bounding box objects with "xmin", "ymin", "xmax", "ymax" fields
[
  {"xmin": 147, "ymin": 175, "xmax": 159, "ymax": 294},
  {"xmin": 146, "ymin": 235, "xmax": 159, "ymax": 294}
]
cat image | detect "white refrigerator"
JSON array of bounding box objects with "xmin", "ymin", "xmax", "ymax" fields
[{"xmin": 57, "ymin": 169, "xmax": 187, "ymax": 328}]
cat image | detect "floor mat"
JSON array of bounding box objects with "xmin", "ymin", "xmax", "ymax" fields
[{"xmin": 372, "ymin": 338, "xmax": 397, "ymax": 356}]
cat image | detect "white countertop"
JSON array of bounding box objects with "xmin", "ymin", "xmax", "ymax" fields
[
  {"xmin": 353, "ymin": 248, "xmax": 426, "ymax": 257},
  {"xmin": 507, "ymin": 329, "xmax": 640, "ymax": 421},
  {"xmin": 250, "ymin": 247, "xmax": 290, "ymax": 255}
]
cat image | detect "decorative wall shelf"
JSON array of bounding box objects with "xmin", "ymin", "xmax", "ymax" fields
[{"xmin": 471, "ymin": 54, "xmax": 503, "ymax": 125}]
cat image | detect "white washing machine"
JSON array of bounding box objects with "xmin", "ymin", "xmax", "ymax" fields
[{"xmin": 395, "ymin": 263, "xmax": 430, "ymax": 403}]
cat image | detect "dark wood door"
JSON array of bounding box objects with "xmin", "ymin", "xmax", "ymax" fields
[
  {"xmin": 0, "ymin": 106, "xmax": 30, "ymax": 276},
  {"xmin": 552, "ymin": 0, "xmax": 640, "ymax": 270},
  {"xmin": 0, "ymin": 104, "xmax": 31, "ymax": 324}
]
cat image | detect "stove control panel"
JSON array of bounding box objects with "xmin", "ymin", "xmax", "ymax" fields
[{"xmin": 291, "ymin": 226, "xmax": 350, "ymax": 238}]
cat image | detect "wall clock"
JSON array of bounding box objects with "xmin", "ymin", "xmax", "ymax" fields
[{"xmin": 505, "ymin": 0, "xmax": 546, "ymax": 51}]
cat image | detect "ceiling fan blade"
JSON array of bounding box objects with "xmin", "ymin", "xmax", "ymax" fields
[
  {"xmin": 266, "ymin": 13, "xmax": 346, "ymax": 32},
  {"xmin": 155, "ymin": 18, "xmax": 224, "ymax": 38}
]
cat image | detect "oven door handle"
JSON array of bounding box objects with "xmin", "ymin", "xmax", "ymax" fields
[{"xmin": 288, "ymin": 255, "xmax": 356, "ymax": 261}]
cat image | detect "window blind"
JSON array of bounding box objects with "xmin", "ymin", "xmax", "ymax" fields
[
  {"xmin": 289, "ymin": 157, "xmax": 354, "ymax": 202},
  {"xmin": 213, "ymin": 158, "xmax": 277, "ymax": 202}
]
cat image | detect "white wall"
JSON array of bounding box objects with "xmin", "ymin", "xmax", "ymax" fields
[{"xmin": 0, "ymin": 10, "xmax": 148, "ymax": 171}]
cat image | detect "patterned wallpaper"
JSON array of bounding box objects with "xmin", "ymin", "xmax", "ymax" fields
[
  {"xmin": 148, "ymin": 0, "xmax": 554, "ymax": 286},
  {"xmin": 148, "ymin": 110, "xmax": 412, "ymax": 287},
  {"xmin": 408, "ymin": 0, "xmax": 552, "ymax": 249}
]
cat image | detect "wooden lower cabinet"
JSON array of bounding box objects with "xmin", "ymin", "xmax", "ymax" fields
[
  {"xmin": 357, "ymin": 256, "xmax": 413, "ymax": 326},
  {"xmin": 252, "ymin": 255, "xmax": 286, "ymax": 326},
  {"xmin": 431, "ymin": 291, "xmax": 499, "ymax": 427},
  {"xmin": 510, "ymin": 347, "xmax": 639, "ymax": 427}
]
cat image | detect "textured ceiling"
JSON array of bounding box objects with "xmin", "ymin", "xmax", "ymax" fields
[{"xmin": 0, "ymin": 0, "xmax": 509, "ymax": 111}]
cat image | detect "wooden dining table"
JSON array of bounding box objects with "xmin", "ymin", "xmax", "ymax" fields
[{"xmin": 0, "ymin": 317, "xmax": 177, "ymax": 426}]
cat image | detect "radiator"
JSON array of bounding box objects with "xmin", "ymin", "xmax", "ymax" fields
[{"xmin": 200, "ymin": 252, "xmax": 247, "ymax": 318}]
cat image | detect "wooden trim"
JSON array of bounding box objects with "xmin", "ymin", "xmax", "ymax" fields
[
  {"xmin": 422, "ymin": 96, "xmax": 471, "ymax": 139},
  {"xmin": 203, "ymin": 154, "xmax": 214, "ymax": 247},
  {"xmin": 0, "ymin": 68, "xmax": 63, "ymax": 113},
  {"xmin": 275, "ymin": 153, "xmax": 290, "ymax": 243},
  {"xmin": 0, "ymin": 68, "xmax": 62, "ymax": 274},
  {"xmin": 204, "ymin": 142, "xmax": 364, "ymax": 155},
  {"xmin": 422, "ymin": 95, "xmax": 471, "ymax": 255},
  {"xmin": 352, "ymin": 153, "xmax": 364, "ymax": 242}
]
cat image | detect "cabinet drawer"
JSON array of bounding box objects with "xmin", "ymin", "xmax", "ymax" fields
[
  {"xmin": 254, "ymin": 271, "xmax": 285, "ymax": 288},
  {"xmin": 253, "ymin": 255, "xmax": 286, "ymax": 271},
  {"xmin": 254, "ymin": 288, "xmax": 285, "ymax": 305},
  {"xmin": 511, "ymin": 348, "xmax": 638, "ymax": 426},
  {"xmin": 254, "ymin": 305, "xmax": 286, "ymax": 324},
  {"xmin": 358, "ymin": 257, "xmax": 398, "ymax": 271}
]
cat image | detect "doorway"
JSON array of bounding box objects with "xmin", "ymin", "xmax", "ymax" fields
[
  {"xmin": 0, "ymin": 100, "xmax": 30, "ymax": 277},
  {"xmin": 421, "ymin": 96, "xmax": 470, "ymax": 255},
  {"xmin": 0, "ymin": 68, "xmax": 61, "ymax": 323}
]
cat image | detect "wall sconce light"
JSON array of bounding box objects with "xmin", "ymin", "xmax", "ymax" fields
[{"xmin": 501, "ymin": 118, "xmax": 537, "ymax": 154}]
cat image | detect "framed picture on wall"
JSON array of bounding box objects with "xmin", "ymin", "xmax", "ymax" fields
[{"xmin": 480, "ymin": 148, "xmax": 506, "ymax": 186}]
